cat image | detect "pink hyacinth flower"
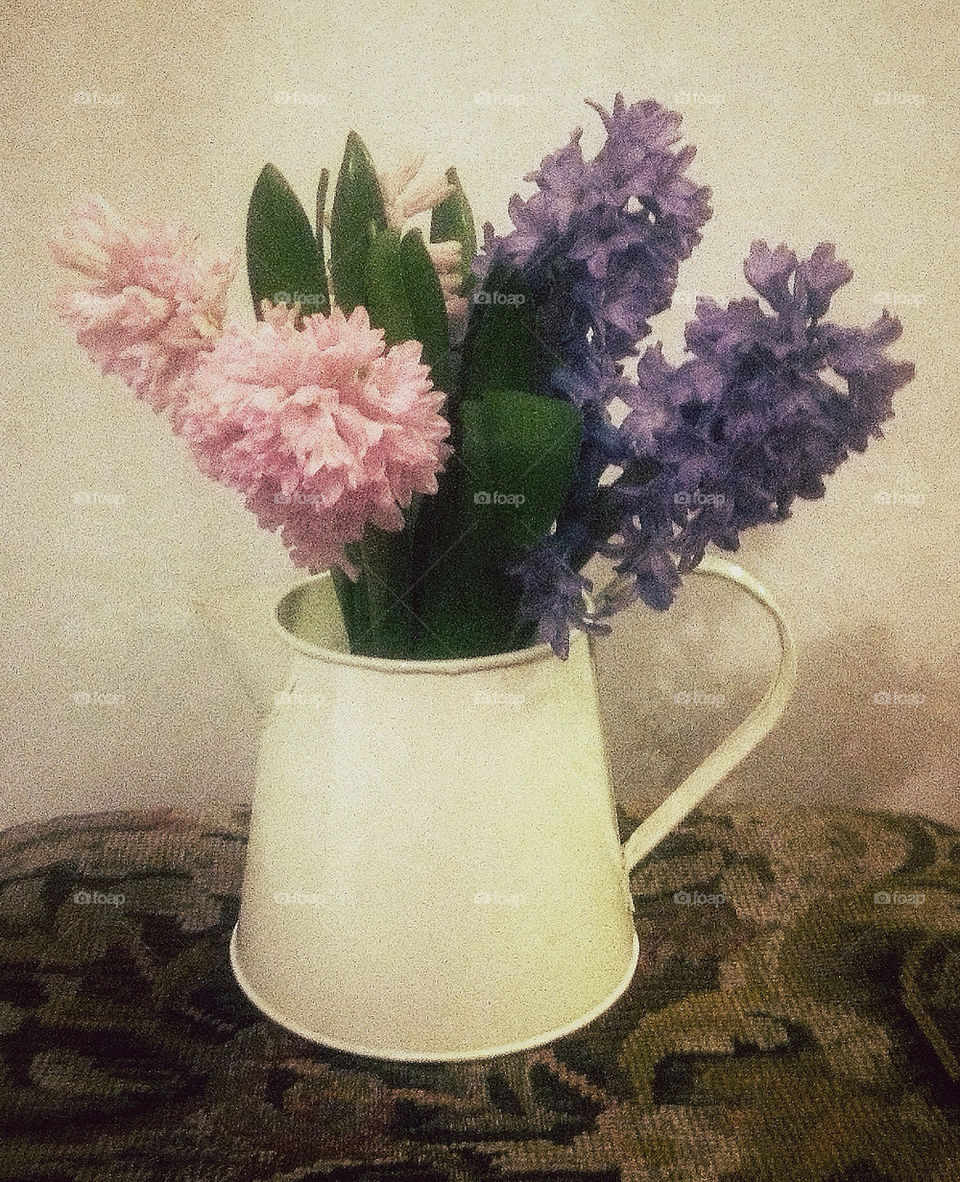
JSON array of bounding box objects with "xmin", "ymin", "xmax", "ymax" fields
[
  {"xmin": 48, "ymin": 196, "xmax": 237, "ymax": 412},
  {"xmin": 374, "ymin": 156, "xmax": 469, "ymax": 338},
  {"xmin": 173, "ymin": 303, "xmax": 452, "ymax": 576}
]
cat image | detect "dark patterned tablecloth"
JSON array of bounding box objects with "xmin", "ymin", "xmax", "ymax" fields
[{"xmin": 1, "ymin": 804, "xmax": 960, "ymax": 1181}]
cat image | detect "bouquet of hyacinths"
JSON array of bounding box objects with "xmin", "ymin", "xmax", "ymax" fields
[{"xmin": 49, "ymin": 94, "xmax": 915, "ymax": 661}]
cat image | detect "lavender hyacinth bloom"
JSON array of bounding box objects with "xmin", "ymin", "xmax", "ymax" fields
[
  {"xmin": 608, "ymin": 241, "xmax": 915, "ymax": 603},
  {"xmin": 481, "ymin": 93, "xmax": 712, "ymax": 372},
  {"xmin": 520, "ymin": 240, "xmax": 914, "ymax": 653},
  {"xmin": 478, "ymin": 99, "xmax": 914, "ymax": 656},
  {"xmin": 479, "ymin": 94, "xmax": 713, "ymax": 655}
]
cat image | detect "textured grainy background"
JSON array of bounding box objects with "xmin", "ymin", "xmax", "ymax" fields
[{"xmin": 1, "ymin": 0, "xmax": 957, "ymax": 828}]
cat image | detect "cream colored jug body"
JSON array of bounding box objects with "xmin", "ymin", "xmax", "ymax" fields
[{"xmin": 198, "ymin": 557, "xmax": 796, "ymax": 1061}]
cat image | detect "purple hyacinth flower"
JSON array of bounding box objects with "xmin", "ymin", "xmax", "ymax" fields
[{"xmin": 475, "ymin": 98, "xmax": 914, "ymax": 657}]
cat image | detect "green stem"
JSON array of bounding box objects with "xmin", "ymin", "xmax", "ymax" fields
[
  {"xmin": 359, "ymin": 524, "xmax": 416, "ymax": 659},
  {"xmin": 330, "ymin": 565, "xmax": 367, "ymax": 653}
]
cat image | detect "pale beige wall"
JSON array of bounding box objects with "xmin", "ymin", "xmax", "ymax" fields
[{"xmin": 1, "ymin": 0, "xmax": 957, "ymax": 829}]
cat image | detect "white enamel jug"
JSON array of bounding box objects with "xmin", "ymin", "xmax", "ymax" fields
[{"xmin": 193, "ymin": 555, "xmax": 796, "ymax": 1062}]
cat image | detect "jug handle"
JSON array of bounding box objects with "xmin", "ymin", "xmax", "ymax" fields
[{"xmin": 589, "ymin": 555, "xmax": 798, "ymax": 875}]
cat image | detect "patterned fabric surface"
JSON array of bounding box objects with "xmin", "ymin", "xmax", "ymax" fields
[{"xmin": 1, "ymin": 804, "xmax": 959, "ymax": 1181}]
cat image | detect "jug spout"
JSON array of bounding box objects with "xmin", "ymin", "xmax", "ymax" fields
[{"xmin": 189, "ymin": 579, "xmax": 295, "ymax": 720}]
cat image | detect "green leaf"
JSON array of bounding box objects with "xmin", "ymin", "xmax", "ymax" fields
[
  {"xmin": 400, "ymin": 228, "xmax": 452, "ymax": 393},
  {"xmin": 458, "ymin": 391, "xmax": 583, "ymax": 558},
  {"xmin": 329, "ymin": 131, "xmax": 387, "ymax": 315},
  {"xmin": 414, "ymin": 556, "xmax": 524, "ymax": 661},
  {"xmin": 458, "ymin": 263, "xmax": 536, "ymax": 405},
  {"xmin": 329, "ymin": 549, "xmax": 373, "ymax": 655},
  {"xmin": 429, "ymin": 167, "xmax": 477, "ymax": 294},
  {"xmin": 364, "ymin": 229, "xmax": 416, "ymax": 343},
  {"xmin": 358, "ymin": 523, "xmax": 417, "ymax": 659},
  {"xmin": 246, "ymin": 164, "xmax": 329, "ymax": 320},
  {"xmin": 349, "ymin": 229, "xmax": 421, "ymax": 658},
  {"xmin": 411, "ymin": 391, "xmax": 583, "ymax": 659},
  {"xmin": 315, "ymin": 166, "xmax": 329, "ymax": 248}
]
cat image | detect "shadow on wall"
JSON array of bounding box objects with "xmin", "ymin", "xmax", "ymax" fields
[{"xmin": 595, "ymin": 605, "xmax": 959, "ymax": 827}]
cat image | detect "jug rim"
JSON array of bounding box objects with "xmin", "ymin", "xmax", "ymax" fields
[{"xmin": 273, "ymin": 571, "xmax": 595, "ymax": 676}]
